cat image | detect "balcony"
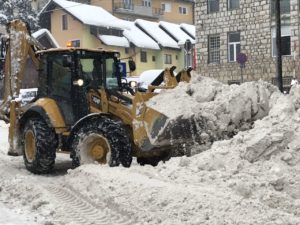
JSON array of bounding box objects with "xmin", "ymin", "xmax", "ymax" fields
[{"xmin": 113, "ymin": 1, "xmax": 163, "ymax": 19}]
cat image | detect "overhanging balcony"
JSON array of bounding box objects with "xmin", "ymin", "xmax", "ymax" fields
[{"xmin": 113, "ymin": 1, "xmax": 163, "ymax": 19}]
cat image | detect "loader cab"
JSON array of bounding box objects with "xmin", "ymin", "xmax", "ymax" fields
[{"xmin": 38, "ymin": 49, "xmax": 123, "ymax": 126}]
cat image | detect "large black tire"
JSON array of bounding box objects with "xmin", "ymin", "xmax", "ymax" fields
[
  {"xmin": 22, "ymin": 117, "xmax": 58, "ymax": 174},
  {"xmin": 71, "ymin": 117, "xmax": 132, "ymax": 168}
]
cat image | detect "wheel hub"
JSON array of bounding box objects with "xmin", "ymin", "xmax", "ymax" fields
[
  {"xmin": 90, "ymin": 143, "xmax": 105, "ymax": 159},
  {"xmin": 25, "ymin": 130, "xmax": 36, "ymax": 163},
  {"xmin": 82, "ymin": 134, "xmax": 111, "ymax": 164}
]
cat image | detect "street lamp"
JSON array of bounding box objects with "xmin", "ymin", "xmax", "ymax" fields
[{"xmin": 275, "ymin": 0, "xmax": 283, "ymax": 92}]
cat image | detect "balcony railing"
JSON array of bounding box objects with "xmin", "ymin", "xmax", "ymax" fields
[{"xmin": 113, "ymin": 1, "xmax": 163, "ymax": 18}]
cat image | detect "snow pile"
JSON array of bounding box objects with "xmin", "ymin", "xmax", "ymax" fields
[
  {"xmin": 63, "ymin": 82, "xmax": 300, "ymax": 224},
  {"xmin": 0, "ymin": 77, "xmax": 299, "ymax": 225},
  {"xmin": 147, "ymin": 75, "xmax": 278, "ymax": 152}
]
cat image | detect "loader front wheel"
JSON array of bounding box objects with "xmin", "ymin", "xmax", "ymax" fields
[
  {"xmin": 71, "ymin": 117, "xmax": 132, "ymax": 168},
  {"xmin": 22, "ymin": 118, "xmax": 57, "ymax": 174}
]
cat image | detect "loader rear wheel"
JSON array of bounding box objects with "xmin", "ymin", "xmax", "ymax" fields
[
  {"xmin": 71, "ymin": 117, "xmax": 132, "ymax": 168},
  {"xmin": 22, "ymin": 118, "xmax": 57, "ymax": 174}
]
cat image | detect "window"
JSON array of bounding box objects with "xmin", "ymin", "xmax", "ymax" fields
[
  {"xmin": 141, "ymin": 51, "xmax": 147, "ymax": 62},
  {"xmin": 164, "ymin": 54, "xmax": 172, "ymax": 64},
  {"xmin": 152, "ymin": 55, "xmax": 156, "ymax": 62},
  {"xmin": 105, "ymin": 58, "xmax": 119, "ymax": 90},
  {"xmin": 208, "ymin": 35, "xmax": 220, "ymax": 63},
  {"xmin": 271, "ymin": 0, "xmax": 290, "ymax": 14},
  {"xmin": 62, "ymin": 14, "xmax": 68, "ymax": 30},
  {"xmin": 142, "ymin": 0, "xmax": 151, "ymax": 7},
  {"xmin": 90, "ymin": 26, "xmax": 97, "ymax": 36},
  {"xmin": 228, "ymin": 0, "xmax": 239, "ymax": 10},
  {"xmin": 179, "ymin": 6, "xmax": 188, "ymax": 15},
  {"xmin": 228, "ymin": 32, "xmax": 240, "ymax": 62},
  {"xmin": 97, "ymin": 27, "xmax": 122, "ymax": 37},
  {"xmin": 124, "ymin": 0, "xmax": 133, "ymax": 9},
  {"xmin": 208, "ymin": 0, "xmax": 219, "ymax": 13},
  {"xmin": 71, "ymin": 40, "xmax": 80, "ymax": 47},
  {"xmin": 272, "ymin": 26, "xmax": 291, "ymax": 56},
  {"xmin": 125, "ymin": 48, "xmax": 129, "ymax": 54},
  {"xmin": 176, "ymin": 55, "xmax": 178, "ymax": 60},
  {"xmin": 161, "ymin": 3, "xmax": 171, "ymax": 12}
]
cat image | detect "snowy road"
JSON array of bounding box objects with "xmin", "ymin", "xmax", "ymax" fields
[{"xmin": 0, "ymin": 78, "xmax": 300, "ymax": 225}]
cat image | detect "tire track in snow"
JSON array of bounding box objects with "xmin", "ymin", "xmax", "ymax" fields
[{"xmin": 46, "ymin": 185, "xmax": 134, "ymax": 225}]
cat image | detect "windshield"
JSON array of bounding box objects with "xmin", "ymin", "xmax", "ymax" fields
[{"xmin": 78, "ymin": 52, "xmax": 119, "ymax": 90}]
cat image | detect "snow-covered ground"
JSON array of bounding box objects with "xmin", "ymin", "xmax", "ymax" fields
[{"xmin": 0, "ymin": 77, "xmax": 299, "ymax": 225}]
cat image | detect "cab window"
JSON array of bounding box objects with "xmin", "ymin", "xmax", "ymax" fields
[
  {"xmin": 105, "ymin": 58, "xmax": 118, "ymax": 90},
  {"xmin": 48, "ymin": 55, "xmax": 72, "ymax": 99}
]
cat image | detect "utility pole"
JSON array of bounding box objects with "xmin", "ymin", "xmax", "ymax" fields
[{"xmin": 275, "ymin": 0, "xmax": 283, "ymax": 92}]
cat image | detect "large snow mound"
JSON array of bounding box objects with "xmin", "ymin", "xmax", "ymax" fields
[
  {"xmin": 0, "ymin": 77, "xmax": 299, "ymax": 225},
  {"xmin": 147, "ymin": 75, "xmax": 278, "ymax": 153}
]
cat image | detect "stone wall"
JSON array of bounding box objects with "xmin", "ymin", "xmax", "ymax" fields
[{"xmin": 195, "ymin": 0, "xmax": 300, "ymax": 84}]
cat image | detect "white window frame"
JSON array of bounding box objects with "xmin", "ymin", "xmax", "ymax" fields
[
  {"xmin": 179, "ymin": 6, "xmax": 188, "ymax": 15},
  {"xmin": 142, "ymin": 0, "xmax": 151, "ymax": 7},
  {"xmin": 161, "ymin": 2, "xmax": 171, "ymax": 12},
  {"xmin": 208, "ymin": 35, "xmax": 220, "ymax": 64},
  {"xmin": 228, "ymin": 32, "xmax": 240, "ymax": 62},
  {"xmin": 164, "ymin": 54, "xmax": 172, "ymax": 64},
  {"xmin": 271, "ymin": 26, "xmax": 291, "ymax": 57}
]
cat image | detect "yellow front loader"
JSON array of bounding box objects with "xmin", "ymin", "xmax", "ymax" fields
[{"xmin": 0, "ymin": 20, "xmax": 193, "ymax": 173}]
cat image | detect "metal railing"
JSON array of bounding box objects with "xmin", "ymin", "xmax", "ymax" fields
[{"xmin": 113, "ymin": 1, "xmax": 163, "ymax": 18}]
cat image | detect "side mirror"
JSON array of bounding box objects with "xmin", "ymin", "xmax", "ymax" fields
[
  {"xmin": 128, "ymin": 59, "xmax": 136, "ymax": 72},
  {"xmin": 62, "ymin": 55, "xmax": 72, "ymax": 67}
]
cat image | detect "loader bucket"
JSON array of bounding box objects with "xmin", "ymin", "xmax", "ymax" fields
[
  {"xmin": 132, "ymin": 92, "xmax": 202, "ymax": 152},
  {"xmin": 148, "ymin": 114, "xmax": 202, "ymax": 147}
]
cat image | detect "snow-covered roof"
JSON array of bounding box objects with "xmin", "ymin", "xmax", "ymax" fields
[
  {"xmin": 98, "ymin": 35, "xmax": 129, "ymax": 48},
  {"xmin": 0, "ymin": 13, "xmax": 7, "ymax": 20},
  {"xmin": 43, "ymin": 0, "xmax": 126, "ymax": 30},
  {"xmin": 180, "ymin": 23, "xmax": 195, "ymax": 38},
  {"xmin": 135, "ymin": 19, "xmax": 179, "ymax": 49},
  {"xmin": 32, "ymin": 28, "xmax": 60, "ymax": 48},
  {"xmin": 122, "ymin": 21, "xmax": 160, "ymax": 50},
  {"xmin": 159, "ymin": 21, "xmax": 195, "ymax": 46}
]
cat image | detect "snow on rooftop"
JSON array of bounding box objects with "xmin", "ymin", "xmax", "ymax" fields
[
  {"xmin": 51, "ymin": 0, "xmax": 126, "ymax": 30},
  {"xmin": 159, "ymin": 21, "xmax": 195, "ymax": 46},
  {"xmin": 180, "ymin": 23, "xmax": 195, "ymax": 38},
  {"xmin": 99, "ymin": 35, "xmax": 129, "ymax": 48},
  {"xmin": 135, "ymin": 19, "xmax": 179, "ymax": 49},
  {"xmin": 122, "ymin": 21, "xmax": 160, "ymax": 50},
  {"xmin": 32, "ymin": 28, "xmax": 60, "ymax": 48},
  {"xmin": 0, "ymin": 13, "xmax": 7, "ymax": 20}
]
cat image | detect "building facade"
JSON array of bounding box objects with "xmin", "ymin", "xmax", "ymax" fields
[
  {"xmin": 77, "ymin": 0, "xmax": 195, "ymax": 24},
  {"xmin": 195, "ymin": 0, "xmax": 300, "ymax": 84}
]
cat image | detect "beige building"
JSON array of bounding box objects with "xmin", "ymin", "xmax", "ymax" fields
[
  {"xmin": 40, "ymin": 0, "xmax": 195, "ymax": 75},
  {"xmin": 76, "ymin": 0, "xmax": 195, "ymax": 24}
]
